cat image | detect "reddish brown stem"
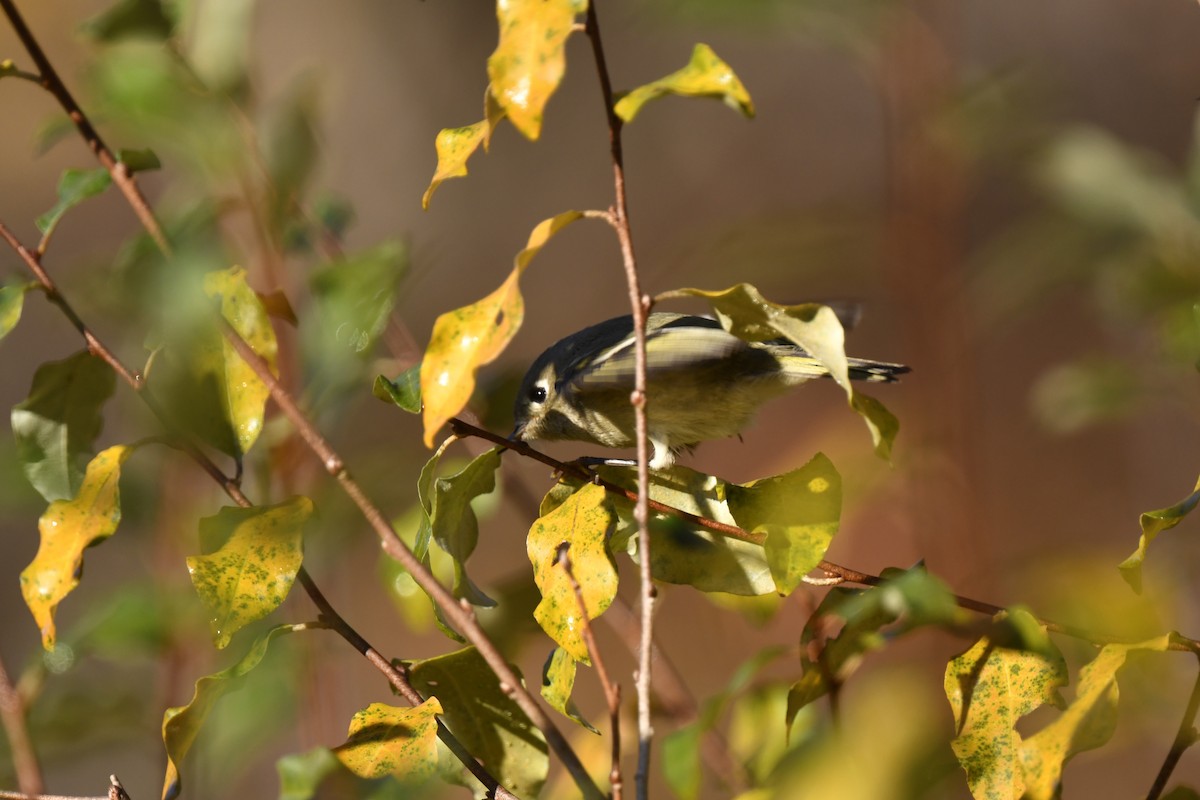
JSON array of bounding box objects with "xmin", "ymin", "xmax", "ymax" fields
[{"xmin": 0, "ymin": 653, "xmax": 43, "ymax": 796}]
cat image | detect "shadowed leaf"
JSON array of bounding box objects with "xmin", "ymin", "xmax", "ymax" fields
[
  {"xmin": 541, "ymin": 647, "xmax": 598, "ymax": 733},
  {"xmin": 36, "ymin": 167, "xmax": 113, "ymax": 237},
  {"xmin": 334, "ymin": 699, "xmax": 442, "ymax": 782},
  {"xmin": 615, "ymin": 43, "xmax": 755, "ymax": 123},
  {"xmin": 1118, "ymin": 475, "xmax": 1200, "ymax": 593},
  {"xmin": 83, "ymin": 0, "xmax": 177, "ymax": 40},
  {"xmin": 374, "ymin": 367, "xmax": 422, "ymax": 413},
  {"xmin": 429, "ymin": 448, "xmax": 502, "ymax": 607},
  {"xmin": 118, "ymin": 147, "xmax": 162, "ymax": 173}
]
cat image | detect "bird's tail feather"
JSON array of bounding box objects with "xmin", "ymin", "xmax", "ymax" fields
[{"xmin": 781, "ymin": 355, "xmax": 911, "ymax": 383}]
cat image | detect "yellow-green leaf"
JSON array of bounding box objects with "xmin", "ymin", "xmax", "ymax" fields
[
  {"xmin": 429, "ymin": 448, "xmax": 502, "ymax": 607},
  {"xmin": 373, "ymin": 367, "xmax": 422, "ymax": 414},
  {"xmin": 420, "ymin": 211, "xmax": 582, "ymax": 445},
  {"xmin": 541, "ymin": 646, "xmax": 598, "ymax": 733},
  {"xmin": 334, "ymin": 699, "xmax": 442, "ymax": 782},
  {"xmin": 1118, "ymin": 475, "xmax": 1200, "ymax": 593},
  {"xmin": 422, "ymin": 95, "xmax": 506, "ymax": 210},
  {"xmin": 0, "ymin": 282, "xmax": 36, "ymax": 342},
  {"xmin": 660, "ymin": 283, "xmax": 899, "ymax": 459},
  {"xmin": 1019, "ymin": 636, "xmax": 1170, "ymax": 800},
  {"xmin": 410, "ymin": 647, "xmax": 548, "ymax": 797},
  {"xmin": 528, "ymin": 482, "xmax": 616, "ymax": 662},
  {"xmin": 35, "ymin": 167, "xmax": 113, "ymax": 236},
  {"xmin": 487, "ymin": 0, "xmax": 586, "ymax": 140},
  {"xmin": 162, "ymin": 623, "xmax": 301, "ymax": 800},
  {"xmin": 945, "ymin": 623, "xmax": 1068, "ymax": 800},
  {"xmin": 187, "ymin": 496, "xmax": 311, "ymax": 649},
  {"xmin": 20, "ymin": 445, "xmax": 133, "ymax": 650},
  {"xmin": 614, "ymin": 43, "xmax": 755, "ymax": 123}
]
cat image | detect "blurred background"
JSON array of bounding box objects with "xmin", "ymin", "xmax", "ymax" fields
[{"xmin": 1, "ymin": 0, "xmax": 1200, "ymax": 797}]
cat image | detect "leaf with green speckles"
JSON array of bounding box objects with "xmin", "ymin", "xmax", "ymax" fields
[
  {"xmin": 428, "ymin": 448, "xmax": 502, "ymax": 607},
  {"xmin": 540, "ymin": 647, "xmax": 597, "ymax": 733},
  {"xmin": 1019, "ymin": 635, "xmax": 1170, "ymax": 800},
  {"xmin": 162, "ymin": 623, "xmax": 302, "ymax": 800},
  {"xmin": 487, "ymin": 0, "xmax": 587, "ymax": 140},
  {"xmin": 420, "ymin": 211, "xmax": 582, "ymax": 446},
  {"xmin": 945, "ymin": 616, "xmax": 1069, "ymax": 800},
  {"xmin": 528, "ymin": 482, "xmax": 616, "ymax": 663},
  {"xmin": 20, "ymin": 445, "xmax": 134, "ymax": 650},
  {"xmin": 423, "ymin": 92, "xmax": 505, "ymax": 209},
  {"xmin": 1118, "ymin": 475, "xmax": 1200, "ymax": 593},
  {"xmin": 615, "ymin": 43, "xmax": 755, "ymax": 123},
  {"xmin": 0, "ymin": 281, "xmax": 36, "ymax": 342},
  {"xmin": 187, "ymin": 496, "xmax": 311, "ymax": 649},
  {"xmin": 659, "ymin": 283, "xmax": 901, "ymax": 460},
  {"xmin": 729, "ymin": 452, "xmax": 841, "ymax": 595},
  {"xmin": 333, "ymin": 699, "xmax": 442, "ymax": 782},
  {"xmin": 410, "ymin": 646, "xmax": 548, "ymax": 797}
]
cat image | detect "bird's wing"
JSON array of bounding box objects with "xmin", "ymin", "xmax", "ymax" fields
[{"xmin": 569, "ymin": 325, "xmax": 750, "ymax": 391}]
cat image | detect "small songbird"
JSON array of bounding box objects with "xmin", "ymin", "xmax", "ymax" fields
[{"xmin": 511, "ymin": 312, "xmax": 908, "ymax": 469}]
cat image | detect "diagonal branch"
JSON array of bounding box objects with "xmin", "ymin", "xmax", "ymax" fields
[
  {"xmin": 0, "ymin": 652, "xmax": 43, "ymax": 796},
  {"xmin": 1146, "ymin": 649, "xmax": 1200, "ymax": 800}
]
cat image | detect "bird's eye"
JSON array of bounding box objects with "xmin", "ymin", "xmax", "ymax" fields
[{"xmin": 529, "ymin": 385, "xmax": 548, "ymax": 404}]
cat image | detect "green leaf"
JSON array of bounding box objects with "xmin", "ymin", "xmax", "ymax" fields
[
  {"xmin": 162, "ymin": 623, "xmax": 303, "ymax": 800},
  {"xmin": 187, "ymin": 497, "xmax": 311, "ymax": 649},
  {"xmin": 187, "ymin": 0, "xmax": 255, "ymax": 92},
  {"xmin": 82, "ymin": 0, "xmax": 177, "ymax": 41},
  {"xmin": 528, "ymin": 482, "xmax": 617, "ymax": 662},
  {"xmin": 410, "ymin": 647, "xmax": 549, "ymax": 798},
  {"xmin": 277, "ymin": 747, "xmax": 342, "ymax": 800},
  {"xmin": 429, "ymin": 448, "xmax": 502, "ymax": 607},
  {"xmin": 334, "ymin": 699, "xmax": 442, "ymax": 782},
  {"xmin": 540, "ymin": 647, "xmax": 598, "ymax": 733},
  {"xmin": 945, "ymin": 623, "xmax": 1069, "ymax": 800},
  {"xmin": 487, "ymin": 0, "xmax": 586, "ymax": 140},
  {"xmin": 36, "ymin": 167, "xmax": 113, "ymax": 237},
  {"xmin": 12, "ymin": 350, "xmax": 116, "ymax": 502},
  {"xmin": 0, "ymin": 281, "xmax": 36, "ymax": 342},
  {"xmin": 1118, "ymin": 475, "xmax": 1200, "ymax": 593},
  {"xmin": 420, "ymin": 211, "xmax": 582, "ymax": 445},
  {"xmin": 1163, "ymin": 788, "xmax": 1200, "ymax": 800},
  {"xmin": 264, "ymin": 77, "xmax": 319, "ymax": 228},
  {"xmin": 660, "ymin": 283, "xmax": 900, "ymax": 459},
  {"xmin": 1019, "ymin": 636, "xmax": 1171, "ymax": 800},
  {"xmin": 374, "ymin": 368, "xmax": 422, "ymax": 414},
  {"xmin": 731, "ymin": 453, "xmax": 841, "ymax": 595},
  {"xmin": 422, "ymin": 93, "xmax": 506, "ymax": 209},
  {"xmin": 20, "ymin": 445, "xmax": 134, "ymax": 650},
  {"xmin": 117, "ymin": 147, "xmax": 162, "ymax": 173},
  {"xmin": 615, "ymin": 43, "xmax": 755, "ymax": 123}
]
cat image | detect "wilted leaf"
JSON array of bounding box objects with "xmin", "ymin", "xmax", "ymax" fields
[
  {"xmin": 487, "ymin": 0, "xmax": 586, "ymax": 140},
  {"xmin": 187, "ymin": 497, "xmax": 311, "ymax": 649},
  {"xmin": 541, "ymin": 647, "xmax": 598, "ymax": 733},
  {"xmin": 429, "ymin": 448, "xmax": 502, "ymax": 607},
  {"xmin": 420, "ymin": 211, "xmax": 582, "ymax": 445},
  {"xmin": 374, "ymin": 367, "xmax": 422, "ymax": 413},
  {"xmin": 83, "ymin": 0, "xmax": 177, "ymax": 40},
  {"xmin": 12, "ymin": 350, "xmax": 116, "ymax": 502},
  {"xmin": 1118, "ymin": 476, "xmax": 1200, "ymax": 593},
  {"xmin": 333, "ymin": 699, "xmax": 442, "ymax": 782},
  {"xmin": 0, "ymin": 282, "xmax": 36, "ymax": 342},
  {"xmin": 162, "ymin": 623, "xmax": 302, "ymax": 800},
  {"xmin": 410, "ymin": 647, "xmax": 548, "ymax": 797},
  {"xmin": 528, "ymin": 482, "xmax": 617, "ymax": 662},
  {"xmin": 615, "ymin": 43, "xmax": 755, "ymax": 123},
  {"xmin": 660, "ymin": 283, "xmax": 900, "ymax": 459},
  {"xmin": 423, "ymin": 94, "xmax": 506, "ymax": 209},
  {"xmin": 20, "ymin": 445, "xmax": 133, "ymax": 650},
  {"xmin": 1019, "ymin": 636, "xmax": 1170, "ymax": 800},
  {"xmin": 36, "ymin": 167, "xmax": 113, "ymax": 237}
]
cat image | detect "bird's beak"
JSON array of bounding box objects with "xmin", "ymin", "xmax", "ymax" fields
[{"xmin": 507, "ymin": 423, "xmax": 525, "ymax": 445}]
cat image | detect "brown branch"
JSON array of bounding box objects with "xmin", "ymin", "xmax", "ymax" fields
[
  {"xmin": 0, "ymin": 0, "xmax": 172, "ymax": 256},
  {"xmin": 558, "ymin": 545, "xmax": 623, "ymax": 800},
  {"xmin": 581, "ymin": 6, "xmax": 655, "ymax": 798},
  {"xmin": 1146, "ymin": 649, "xmax": 1200, "ymax": 800},
  {"xmin": 0, "ymin": 773, "xmax": 126, "ymax": 800},
  {"xmin": 0, "ymin": 653, "xmax": 42, "ymax": 796}
]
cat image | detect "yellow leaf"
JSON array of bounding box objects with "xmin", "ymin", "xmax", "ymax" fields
[
  {"xmin": 334, "ymin": 699, "xmax": 443, "ymax": 781},
  {"xmin": 420, "ymin": 211, "xmax": 583, "ymax": 445},
  {"xmin": 541, "ymin": 647, "xmax": 598, "ymax": 733},
  {"xmin": 487, "ymin": 0, "xmax": 586, "ymax": 140},
  {"xmin": 422, "ymin": 92, "xmax": 509, "ymax": 210},
  {"xmin": 528, "ymin": 482, "xmax": 616, "ymax": 662},
  {"xmin": 20, "ymin": 445, "xmax": 133, "ymax": 650},
  {"xmin": 615, "ymin": 43, "xmax": 755, "ymax": 123}
]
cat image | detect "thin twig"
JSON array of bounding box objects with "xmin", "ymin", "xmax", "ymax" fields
[
  {"xmin": 217, "ymin": 318, "xmax": 603, "ymax": 800},
  {"xmin": 1146, "ymin": 649, "xmax": 1200, "ymax": 800},
  {"xmin": 0, "ymin": 773, "xmax": 125, "ymax": 800},
  {"xmin": 0, "ymin": 0, "xmax": 172, "ymax": 256},
  {"xmin": 0, "ymin": 653, "xmax": 43, "ymax": 796},
  {"xmin": 558, "ymin": 545, "xmax": 623, "ymax": 800}
]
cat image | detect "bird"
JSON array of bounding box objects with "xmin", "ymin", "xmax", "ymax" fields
[{"xmin": 511, "ymin": 311, "xmax": 909, "ymax": 469}]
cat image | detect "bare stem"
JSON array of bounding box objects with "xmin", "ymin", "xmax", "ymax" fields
[
  {"xmin": 0, "ymin": 653, "xmax": 43, "ymax": 796},
  {"xmin": 1146, "ymin": 649, "xmax": 1200, "ymax": 800},
  {"xmin": 0, "ymin": 0, "xmax": 172, "ymax": 256},
  {"xmin": 0, "ymin": 774, "xmax": 127, "ymax": 800}
]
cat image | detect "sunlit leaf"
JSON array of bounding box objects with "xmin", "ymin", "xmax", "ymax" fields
[
  {"xmin": 1118, "ymin": 475, "xmax": 1200, "ymax": 593},
  {"xmin": 945, "ymin": 622, "xmax": 1068, "ymax": 800},
  {"xmin": 487, "ymin": 0, "xmax": 586, "ymax": 140},
  {"xmin": 410, "ymin": 647, "xmax": 548, "ymax": 798},
  {"xmin": 12, "ymin": 350, "xmax": 116, "ymax": 503},
  {"xmin": 420, "ymin": 211, "xmax": 582, "ymax": 445},
  {"xmin": 615, "ymin": 43, "xmax": 755, "ymax": 123},
  {"xmin": 162, "ymin": 623, "xmax": 302, "ymax": 800},
  {"xmin": 660, "ymin": 283, "xmax": 900, "ymax": 459},
  {"xmin": 541, "ymin": 647, "xmax": 598, "ymax": 733},
  {"xmin": 422, "ymin": 94, "xmax": 507, "ymax": 210},
  {"xmin": 374, "ymin": 367, "xmax": 422, "ymax": 414},
  {"xmin": 333, "ymin": 699, "xmax": 442, "ymax": 782},
  {"xmin": 117, "ymin": 147, "xmax": 162, "ymax": 173},
  {"xmin": 187, "ymin": 496, "xmax": 311, "ymax": 649},
  {"xmin": 35, "ymin": 167, "xmax": 113, "ymax": 237},
  {"xmin": 187, "ymin": 0, "xmax": 255, "ymax": 91},
  {"xmin": 0, "ymin": 282, "xmax": 36, "ymax": 342},
  {"xmin": 429, "ymin": 448, "xmax": 502, "ymax": 607},
  {"xmin": 1019, "ymin": 636, "xmax": 1170, "ymax": 800},
  {"xmin": 529, "ymin": 482, "xmax": 617, "ymax": 662},
  {"xmin": 19, "ymin": 445, "xmax": 133, "ymax": 650},
  {"xmin": 83, "ymin": 0, "xmax": 177, "ymax": 41}
]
